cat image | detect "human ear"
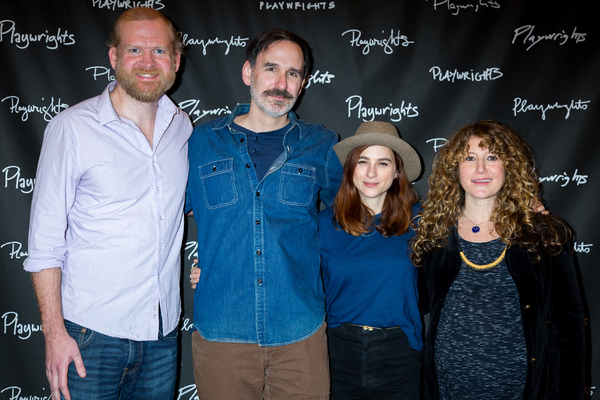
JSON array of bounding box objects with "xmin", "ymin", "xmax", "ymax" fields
[
  {"xmin": 242, "ymin": 60, "xmax": 252, "ymax": 87},
  {"xmin": 108, "ymin": 46, "xmax": 118, "ymax": 70}
]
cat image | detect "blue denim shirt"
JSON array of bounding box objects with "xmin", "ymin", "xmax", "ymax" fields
[{"xmin": 185, "ymin": 104, "xmax": 342, "ymax": 346}]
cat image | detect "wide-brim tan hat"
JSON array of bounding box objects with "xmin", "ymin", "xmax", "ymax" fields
[{"xmin": 333, "ymin": 121, "xmax": 422, "ymax": 182}]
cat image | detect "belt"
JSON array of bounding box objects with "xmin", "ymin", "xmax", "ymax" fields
[{"xmin": 346, "ymin": 323, "xmax": 399, "ymax": 331}]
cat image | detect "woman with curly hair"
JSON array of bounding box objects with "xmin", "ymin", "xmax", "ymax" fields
[
  {"xmin": 320, "ymin": 121, "xmax": 423, "ymax": 399},
  {"xmin": 411, "ymin": 120, "xmax": 585, "ymax": 400}
]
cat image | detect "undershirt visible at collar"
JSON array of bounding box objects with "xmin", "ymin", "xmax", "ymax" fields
[{"xmin": 233, "ymin": 122, "xmax": 291, "ymax": 181}]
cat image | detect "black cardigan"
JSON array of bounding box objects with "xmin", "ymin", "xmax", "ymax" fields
[{"xmin": 420, "ymin": 228, "xmax": 585, "ymax": 400}]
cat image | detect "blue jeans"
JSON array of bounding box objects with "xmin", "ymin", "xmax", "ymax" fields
[
  {"xmin": 63, "ymin": 318, "xmax": 178, "ymax": 400},
  {"xmin": 328, "ymin": 324, "xmax": 420, "ymax": 400}
]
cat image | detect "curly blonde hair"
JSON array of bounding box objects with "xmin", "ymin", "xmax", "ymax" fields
[{"xmin": 411, "ymin": 120, "xmax": 570, "ymax": 266}]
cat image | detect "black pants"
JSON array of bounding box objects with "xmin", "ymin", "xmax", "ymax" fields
[{"xmin": 328, "ymin": 323, "xmax": 420, "ymax": 400}]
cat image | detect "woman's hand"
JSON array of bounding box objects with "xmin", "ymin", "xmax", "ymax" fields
[
  {"xmin": 190, "ymin": 258, "xmax": 200, "ymax": 289},
  {"xmin": 533, "ymin": 199, "xmax": 549, "ymax": 215}
]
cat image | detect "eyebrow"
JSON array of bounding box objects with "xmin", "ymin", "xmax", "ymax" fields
[
  {"xmin": 123, "ymin": 44, "xmax": 170, "ymax": 50},
  {"xmin": 262, "ymin": 62, "xmax": 302, "ymax": 76},
  {"xmin": 359, "ymin": 156, "xmax": 393, "ymax": 162}
]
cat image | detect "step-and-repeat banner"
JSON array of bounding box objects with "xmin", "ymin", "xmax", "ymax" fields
[{"xmin": 1, "ymin": 1, "xmax": 598, "ymax": 398}]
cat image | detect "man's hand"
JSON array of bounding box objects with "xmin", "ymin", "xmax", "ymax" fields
[
  {"xmin": 190, "ymin": 258, "xmax": 201, "ymax": 289},
  {"xmin": 31, "ymin": 268, "xmax": 86, "ymax": 400},
  {"xmin": 44, "ymin": 330, "xmax": 86, "ymax": 400}
]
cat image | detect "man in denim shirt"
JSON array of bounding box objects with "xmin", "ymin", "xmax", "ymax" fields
[{"xmin": 185, "ymin": 29, "xmax": 342, "ymax": 399}]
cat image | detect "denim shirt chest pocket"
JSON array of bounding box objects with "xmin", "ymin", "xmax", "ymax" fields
[
  {"xmin": 278, "ymin": 163, "xmax": 316, "ymax": 206},
  {"xmin": 199, "ymin": 158, "xmax": 238, "ymax": 209}
]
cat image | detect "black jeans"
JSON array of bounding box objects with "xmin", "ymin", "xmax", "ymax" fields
[{"xmin": 328, "ymin": 323, "xmax": 420, "ymax": 400}]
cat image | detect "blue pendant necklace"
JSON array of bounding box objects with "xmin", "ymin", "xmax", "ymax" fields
[{"xmin": 463, "ymin": 214, "xmax": 489, "ymax": 234}]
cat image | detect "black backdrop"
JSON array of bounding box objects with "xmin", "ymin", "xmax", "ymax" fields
[{"xmin": 1, "ymin": 1, "xmax": 598, "ymax": 398}]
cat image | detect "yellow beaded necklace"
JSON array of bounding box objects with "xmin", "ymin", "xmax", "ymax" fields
[{"xmin": 459, "ymin": 246, "xmax": 507, "ymax": 270}]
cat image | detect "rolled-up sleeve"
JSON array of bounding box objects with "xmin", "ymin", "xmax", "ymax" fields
[{"xmin": 25, "ymin": 118, "xmax": 79, "ymax": 273}]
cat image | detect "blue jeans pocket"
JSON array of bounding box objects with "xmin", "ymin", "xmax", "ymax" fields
[
  {"xmin": 64, "ymin": 319, "xmax": 95, "ymax": 348},
  {"xmin": 160, "ymin": 326, "xmax": 178, "ymax": 342}
]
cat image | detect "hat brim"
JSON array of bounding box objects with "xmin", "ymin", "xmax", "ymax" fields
[{"xmin": 333, "ymin": 132, "xmax": 422, "ymax": 182}]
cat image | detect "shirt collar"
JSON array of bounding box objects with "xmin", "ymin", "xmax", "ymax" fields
[
  {"xmin": 219, "ymin": 103, "xmax": 301, "ymax": 136},
  {"xmin": 97, "ymin": 81, "xmax": 179, "ymax": 126},
  {"xmin": 97, "ymin": 82, "xmax": 120, "ymax": 126}
]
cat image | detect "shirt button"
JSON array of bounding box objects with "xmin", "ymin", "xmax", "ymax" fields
[
  {"xmin": 531, "ymin": 357, "xmax": 537, "ymax": 362},
  {"xmin": 212, "ymin": 166, "xmax": 217, "ymax": 172},
  {"xmin": 246, "ymin": 164, "xmax": 251, "ymax": 168},
  {"xmin": 156, "ymin": 187, "xmax": 161, "ymax": 191},
  {"xmin": 257, "ymin": 279, "xmax": 262, "ymax": 285},
  {"xmin": 256, "ymin": 249, "xmax": 262, "ymax": 255},
  {"xmin": 240, "ymin": 138, "xmax": 245, "ymax": 143},
  {"xmin": 256, "ymin": 191, "xmax": 260, "ymax": 196},
  {"xmin": 159, "ymin": 215, "xmax": 164, "ymax": 220},
  {"xmin": 256, "ymin": 219, "xmax": 261, "ymax": 225},
  {"xmin": 525, "ymin": 305, "xmax": 531, "ymax": 310}
]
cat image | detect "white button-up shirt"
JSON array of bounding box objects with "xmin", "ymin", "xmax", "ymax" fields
[{"xmin": 25, "ymin": 82, "xmax": 192, "ymax": 340}]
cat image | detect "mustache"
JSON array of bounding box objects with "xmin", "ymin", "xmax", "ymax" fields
[
  {"xmin": 262, "ymin": 88, "xmax": 293, "ymax": 99},
  {"xmin": 132, "ymin": 67, "xmax": 163, "ymax": 76}
]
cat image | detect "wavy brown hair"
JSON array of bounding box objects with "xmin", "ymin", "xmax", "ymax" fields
[
  {"xmin": 411, "ymin": 120, "xmax": 571, "ymax": 266},
  {"xmin": 333, "ymin": 145, "xmax": 419, "ymax": 237}
]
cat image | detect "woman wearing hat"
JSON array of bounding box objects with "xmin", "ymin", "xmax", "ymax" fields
[{"xmin": 319, "ymin": 121, "xmax": 423, "ymax": 399}]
